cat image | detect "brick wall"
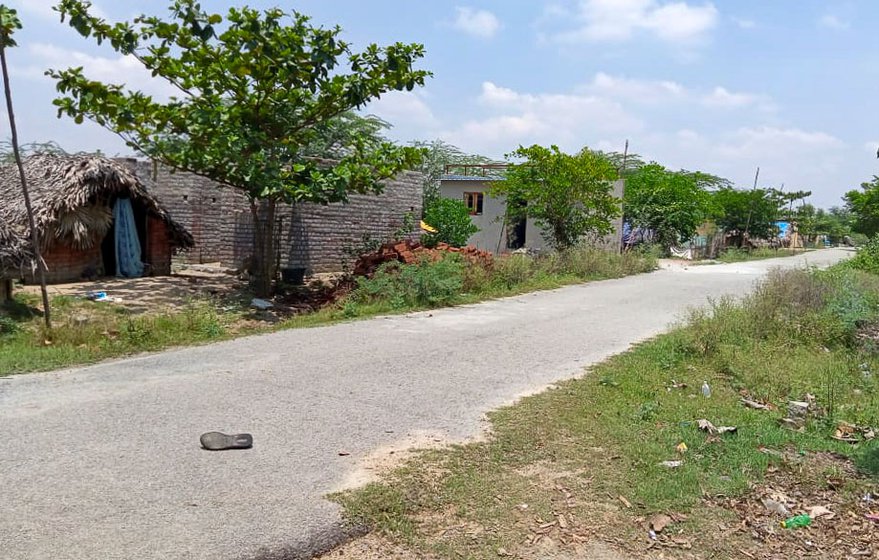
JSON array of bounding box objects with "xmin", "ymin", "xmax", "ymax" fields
[
  {"xmin": 22, "ymin": 213, "xmax": 175, "ymax": 284},
  {"xmin": 147, "ymin": 215, "xmax": 172, "ymax": 276},
  {"xmin": 39, "ymin": 243, "xmax": 102, "ymax": 283},
  {"xmin": 131, "ymin": 161, "xmax": 424, "ymax": 274}
]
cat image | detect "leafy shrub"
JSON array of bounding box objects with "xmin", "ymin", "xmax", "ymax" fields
[
  {"xmin": 0, "ymin": 315, "xmax": 20, "ymax": 336},
  {"xmin": 491, "ymin": 254, "xmax": 535, "ymax": 288},
  {"xmin": 848, "ymin": 236, "xmax": 879, "ymax": 275},
  {"xmin": 421, "ymin": 197, "xmax": 478, "ymax": 248},
  {"xmin": 352, "ymin": 255, "xmax": 465, "ymax": 308},
  {"xmin": 686, "ymin": 267, "xmax": 879, "ymax": 358}
]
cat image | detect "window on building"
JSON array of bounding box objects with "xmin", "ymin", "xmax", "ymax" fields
[{"xmin": 463, "ymin": 192, "xmax": 484, "ymax": 215}]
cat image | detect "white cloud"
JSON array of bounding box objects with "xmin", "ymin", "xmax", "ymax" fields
[
  {"xmin": 451, "ymin": 7, "xmax": 501, "ymax": 39},
  {"xmin": 583, "ymin": 74, "xmax": 772, "ymax": 111},
  {"xmin": 701, "ymin": 86, "xmax": 767, "ymax": 109},
  {"xmin": 715, "ymin": 126, "xmax": 843, "ymax": 159},
  {"xmin": 440, "ymin": 81, "xmax": 642, "ymax": 156},
  {"xmin": 585, "ymin": 72, "xmax": 685, "ymax": 102},
  {"xmin": 367, "ymin": 91, "xmax": 439, "ymax": 129},
  {"xmin": 818, "ymin": 14, "xmax": 850, "ymax": 30},
  {"xmin": 427, "ymin": 76, "xmax": 778, "ymax": 158},
  {"xmin": 14, "ymin": 43, "xmax": 178, "ymax": 99},
  {"xmin": 732, "ymin": 16, "xmax": 756, "ymax": 29},
  {"xmin": 550, "ymin": 0, "xmax": 719, "ymax": 44}
]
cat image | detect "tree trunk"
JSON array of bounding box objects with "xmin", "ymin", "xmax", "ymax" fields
[
  {"xmin": 0, "ymin": 45, "xmax": 51, "ymax": 329},
  {"xmin": 249, "ymin": 198, "xmax": 277, "ymax": 297}
]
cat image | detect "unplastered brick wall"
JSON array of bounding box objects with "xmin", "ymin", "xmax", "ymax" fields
[
  {"xmin": 39, "ymin": 243, "xmax": 102, "ymax": 283},
  {"xmin": 127, "ymin": 160, "xmax": 424, "ymax": 274}
]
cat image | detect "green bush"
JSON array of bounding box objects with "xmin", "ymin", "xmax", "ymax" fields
[
  {"xmin": 848, "ymin": 236, "xmax": 879, "ymax": 274},
  {"xmin": 491, "ymin": 254, "xmax": 536, "ymax": 288},
  {"xmin": 344, "ymin": 246, "xmax": 656, "ymax": 314},
  {"xmin": 352, "ymin": 255, "xmax": 465, "ymax": 309},
  {"xmin": 686, "ymin": 266, "xmax": 879, "ymax": 357},
  {"xmin": 0, "ymin": 315, "xmax": 20, "ymax": 336},
  {"xmin": 421, "ymin": 197, "xmax": 478, "ymax": 248}
]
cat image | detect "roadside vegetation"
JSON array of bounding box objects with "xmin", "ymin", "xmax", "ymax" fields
[
  {"xmin": 0, "ymin": 246, "xmax": 657, "ymax": 375},
  {"xmin": 333, "ymin": 253, "xmax": 879, "ymax": 559},
  {"xmin": 714, "ymin": 247, "xmax": 806, "ymax": 263}
]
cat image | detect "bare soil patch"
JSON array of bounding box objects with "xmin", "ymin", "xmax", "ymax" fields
[{"xmin": 20, "ymin": 264, "xmax": 242, "ymax": 314}]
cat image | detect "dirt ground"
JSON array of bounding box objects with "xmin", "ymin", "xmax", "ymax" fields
[
  {"xmin": 20, "ymin": 263, "xmax": 244, "ymax": 314},
  {"xmin": 320, "ymin": 449, "xmax": 879, "ymax": 560},
  {"xmin": 317, "ymin": 533, "xmax": 633, "ymax": 560}
]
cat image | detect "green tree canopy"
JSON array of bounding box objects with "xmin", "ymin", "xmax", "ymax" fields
[
  {"xmin": 596, "ymin": 150, "xmax": 645, "ymax": 178},
  {"xmin": 712, "ymin": 187, "xmax": 782, "ymax": 243},
  {"xmin": 48, "ymin": 0, "xmax": 430, "ymax": 294},
  {"xmin": 493, "ymin": 145, "xmax": 620, "ymax": 250},
  {"xmin": 844, "ymin": 177, "xmax": 879, "ymax": 237},
  {"xmin": 301, "ymin": 112, "xmax": 391, "ymax": 159},
  {"xmin": 624, "ymin": 163, "xmax": 716, "ymax": 248},
  {"xmin": 421, "ymin": 197, "xmax": 478, "ymax": 248}
]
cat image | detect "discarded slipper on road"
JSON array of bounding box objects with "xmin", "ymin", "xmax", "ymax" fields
[{"xmin": 200, "ymin": 432, "xmax": 253, "ymax": 451}]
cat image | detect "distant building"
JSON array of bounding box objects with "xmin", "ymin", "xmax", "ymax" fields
[{"xmin": 438, "ymin": 165, "xmax": 624, "ymax": 253}]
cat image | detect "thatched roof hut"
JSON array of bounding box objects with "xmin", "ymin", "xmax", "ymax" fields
[
  {"xmin": 0, "ymin": 154, "xmax": 193, "ymax": 284},
  {"xmin": 0, "ymin": 217, "xmax": 30, "ymax": 272}
]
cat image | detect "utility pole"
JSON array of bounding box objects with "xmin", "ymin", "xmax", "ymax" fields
[{"xmin": 742, "ymin": 166, "xmax": 760, "ymax": 248}]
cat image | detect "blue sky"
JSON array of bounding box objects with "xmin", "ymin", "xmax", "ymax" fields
[{"xmin": 4, "ymin": 0, "xmax": 879, "ymax": 207}]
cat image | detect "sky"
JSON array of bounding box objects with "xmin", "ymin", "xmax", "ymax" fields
[{"xmin": 3, "ymin": 0, "xmax": 879, "ymax": 207}]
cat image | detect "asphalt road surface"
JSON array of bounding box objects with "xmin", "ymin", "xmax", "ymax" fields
[{"xmin": 0, "ymin": 248, "xmax": 850, "ymax": 559}]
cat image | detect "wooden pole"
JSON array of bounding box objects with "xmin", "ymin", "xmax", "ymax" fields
[{"xmin": 0, "ymin": 42, "xmax": 51, "ymax": 328}]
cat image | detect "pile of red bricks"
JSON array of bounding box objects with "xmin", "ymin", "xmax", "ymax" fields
[{"xmin": 353, "ymin": 240, "xmax": 493, "ymax": 277}]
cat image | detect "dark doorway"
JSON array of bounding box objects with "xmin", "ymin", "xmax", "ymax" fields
[
  {"xmin": 100, "ymin": 198, "xmax": 149, "ymax": 277},
  {"xmin": 506, "ymin": 199, "xmax": 528, "ymax": 250},
  {"xmin": 507, "ymin": 218, "xmax": 526, "ymax": 250}
]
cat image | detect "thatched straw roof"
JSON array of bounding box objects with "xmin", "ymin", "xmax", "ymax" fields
[
  {"xmin": 0, "ymin": 216, "xmax": 31, "ymax": 274},
  {"xmin": 0, "ymin": 154, "xmax": 193, "ymax": 263}
]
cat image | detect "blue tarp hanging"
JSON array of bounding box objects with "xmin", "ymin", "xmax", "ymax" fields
[{"xmin": 113, "ymin": 198, "xmax": 144, "ymax": 278}]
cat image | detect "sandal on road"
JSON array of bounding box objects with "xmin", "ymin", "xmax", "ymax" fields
[{"xmin": 200, "ymin": 432, "xmax": 253, "ymax": 451}]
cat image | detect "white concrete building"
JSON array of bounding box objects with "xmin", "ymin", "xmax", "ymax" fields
[{"xmin": 438, "ymin": 173, "xmax": 625, "ymax": 254}]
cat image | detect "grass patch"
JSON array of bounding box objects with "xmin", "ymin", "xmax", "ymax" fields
[
  {"xmin": 0, "ymin": 292, "xmax": 254, "ymax": 375},
  {"xmin": 333, "ymin": 266, "xmax": 879, "ymax": 558},
  {"xmin": 715, "ymin": 247, "xmax": 805, "ymax": 263},
  {"xmin": 1, "ymin": 247, "xmax": 657, "ymax": 375}
]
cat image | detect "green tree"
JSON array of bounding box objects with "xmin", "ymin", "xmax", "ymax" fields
[
  {"xmin": 301, "ymin": 112, "xmax": 391, "ymax": 160},
  {"xmin": 421, "ymin": 197, "xmax": 478, "ymax": 248},
  {"xmin": 494, "ymin": 145, "xmax": 620, "ymax": 250},
  {"xmin": 844, "ymin": 177, "xmax": 879, "ymax": 236},
  {"xmin": 624, "ymin": 163, "xmax": 716, "ymax": 248},
  {"xmin": 0, "ymin": 5, "xmax": 51, "ymax": 328},
  {"xmin": 712, "ymin": 187, "xmax": 781, "ymax": 244},
  {"xmin": 684, "ymin": 170, "xmax": 733, "ymax": 191},
  {"xmin": 49, "ymin": 0, "xmax": 430, "ymax": 295},
  {"xmin": 596, "ymin": 149, "xmax": 645, "ymax": 178}
]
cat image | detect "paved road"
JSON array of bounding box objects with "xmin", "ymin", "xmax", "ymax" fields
[{"xmin": 0, "ymin": 249, "xmax": 850, "ymax": 560}]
